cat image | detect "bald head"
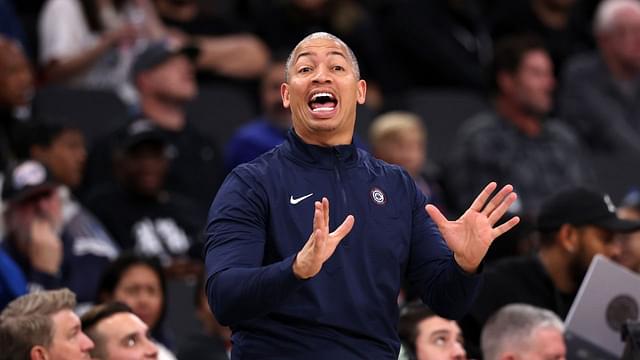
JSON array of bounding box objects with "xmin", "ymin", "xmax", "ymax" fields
[{"xmin": 285, "ymin": 32, "xmax": 360, "ymax": 82}]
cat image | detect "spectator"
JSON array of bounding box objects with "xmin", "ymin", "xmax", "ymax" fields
[
  {"xmin": 459, "ymin": 187, "xmax": 640, "ymax": 355},
  {"xmin": 481, "ymin": 303, "xmax": 566, "ymax": 360},
  {"xmin": 38, "ymin": 0, "xmax": 165, "ymax": 92},
  {"xmin": 83, "ymin": 41, "xmax": 224, "ymax": 214},
  {"xmin": 560, "ymin": 0, "xmax": 640, "ymax": 153},
  {"xmin": 398, "ymin": 301, "xmax": 467, "ymax": 360},
  {"xmin": 153, "ymin": 0, "xmax": 269, "ymax": 81},
  {"xmin": 81, "ymin": 301, "xmax": 158, "ymax": 359},
  {"xmin": 490, "ymin": 0, "xmax": 587, "ymax": 77},
  {"xmin": 0, "ymin": 35, "xmax": 34, "ymax": 173},
  {"xmin": 0, "ymin": 288, "xmax": 94, "ymax": 360},
  {"xmin": 617, "ymin": 189, "xmax": 640, "ymax": 273},
  {"xmin": 177, "ymin": 273, "xmax": 230, "ymax": 360},
  {"xmin": 27, "ymin": 123, "xmax": 119, "ymax": 270},
  {"xmin": 2, "ymin": 160, "xmax": 114, "ymax": 304},
  {"xmin": 369, "ymin": 111, "xmax": 448, "ymax": 214},
  {"xmin": 446, "ymin": 34, "xmax": 593, "ymax": 218},
  {"xmin": 96, "ymin": 253, "xmax": 176, "ymax": 360},
  {"xmin": 224, "ymin": 56, "xmax": 290, "ymax": 171},
  {"xmin": 87, "ymin": 119, "xmax": 203, "ymax": 273}
]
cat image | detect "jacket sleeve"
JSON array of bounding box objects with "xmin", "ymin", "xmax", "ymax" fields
[
  {"xmin": 405, "ymin": 174, "xmax": 483, "ymax": 320},
  {"xmin": 204, "ymin": 170, "xmax": 304, "ymax": 326}
]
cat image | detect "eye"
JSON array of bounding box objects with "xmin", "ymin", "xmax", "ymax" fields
[
  {"xmin": 433, "ymin": 336, "xmax": 447, "ymax": 347},
  {"xmin": 333, "ymin": 65, "xmax": 345, "ymax": 71},
  {"xmin": 298, "ymin": 66, "xmax": 312, "ymax": 73},
  {"xmin": 125, "ymin": 336, "xmax": 137, "ymax": 347}
]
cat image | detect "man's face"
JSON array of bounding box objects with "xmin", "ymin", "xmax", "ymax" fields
[
  {"xmin": 600, "ymin": 6, "xmax": 640, "ymax": 74},
  {"xmin": 0, "ymin": 40, "xmax": 33, "ymax": 107},
  {"xmin": 6, "ymin": 188, "xmax": 63, "ymax": 242},
  {"xmin": 570, "ymin": 225, "xmax": 621, "ymax": 285},
  {"xmin": 517, "ymin": 327, "xmax": 566, "ymax": 360},
  {"xmin": 35, "ymin": 130, "xmax": 87, "ymax": 188},
  {"xmin": 140, "ymin": 56, "xmax": 197, "ymax": 103},
  {"xmin": 262, "ymin": 62, "xmax": 291, "ymax": 129},
  {"xmin": 281, "ymin": 37, "xmax": 366, "ymax": 146},
  {"xmin": 503, "ymin": 50, "xmax": 555, "ymax": 116},
  {"xmin": 44, "ymin": 309, "xmax": 94, "ymax": 360},
  {"xmin": 112, "ymin": 265, "xmax": 163, "ymax": 330},
  {"xmin": 414, "ymin": 316, "xmax": 466, "ymax": 360},
  {"xmin": 94, "ymin": 312, "xmax": 158, "ymax": 359},
  {"xmin": 121, "ymin": 143, "xmax": 168, "ymax": 197}
]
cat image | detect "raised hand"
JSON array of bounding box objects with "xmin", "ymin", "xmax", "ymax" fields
[
  {"xmin": 425, "ymin": 182, "xmax": 520, "ymax": 273},
  {"xmin": 293, "ymin": 198, "xmax": 355, "ymax": 279}
]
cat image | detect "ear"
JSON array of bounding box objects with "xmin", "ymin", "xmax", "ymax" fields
[
  {"xmin": 356, "ymin": 79, "xmax": 367, "ymax": 105},
  {"xmin": 558, "ymin": 224, "xmax": 578, "ymax": 253},
  {"xmin": 281, "ymin": 82, "xmax": 290, "ymax": 109},
  {"xmin": 30, "ymin": 345, "xmax": 47, "ymax": 360}
]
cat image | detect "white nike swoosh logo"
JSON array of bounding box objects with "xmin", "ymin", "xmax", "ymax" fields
[{"xmin": 290, "ymin": 193, "xmax": 314, "ymax": 205}]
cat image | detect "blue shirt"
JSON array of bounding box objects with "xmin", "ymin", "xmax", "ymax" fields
[
  {"xmin": 205, "ymin": 130, "xmax": 481, "ymax": 359},
  {"xmin": 224, "ymin": 117, "xmax": 287, "ymax": 173}
]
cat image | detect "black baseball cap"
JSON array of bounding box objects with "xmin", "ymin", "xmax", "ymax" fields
[
  {"xmin": 537, "ymin": 187, "xmax": 640, "ymax": 233},
  {"xmin": 118, "ymin": 119, "xmax": 167, "ymax": 153},
  {"xmin": 130, "ymin": 41, "xmax": 199, "ymax": 80},
  {"xmin": 1, "ymin": 160, "xmax": 58, "ymax": 205}
]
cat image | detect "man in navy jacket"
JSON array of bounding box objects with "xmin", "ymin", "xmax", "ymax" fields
[{"xmin": 205, "ymin": 32, "xmax": 520, "ymax": 359}]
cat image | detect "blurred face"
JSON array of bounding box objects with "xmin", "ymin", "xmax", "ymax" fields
[
  {"xmin": 518, "ymin": 327, "xmax": 566, "ymax": 360},
  {"xmin": 538, "ymin": 0, "xmax": 576, "ymax": 12},
  {"xmin": 140, "ymin": 56, "xmax": 196, "ymax": 103},
  {"xmin": 6, "ymin": 188, "xmax": 63, "ymax": 242},
  {"xmin": 502, "ymin": 50, "xmax": 555, "ymax": 116},
  {"xmin": 43, "ymin": 309, "xmax": 94, "ymax": 360},
  {"xmin": 616, "ymin": 207, "xmax": 640, "ymax": 272},
  {"xmin": 0, "ymin": 40, "xmax": 33, "ymax": 107},
  {"xmin": 34, "ymin": 130, "xmax": 87, "ymax": 188},
  {"xmin": 375, "ymin": 130, "xmax": 425, "ymax": 177},
  {"xmin": 600, "ymin": 6, "xmax": 640, "ymax": 74},
  {"xmin": 281, "ymin": 37, "xmax": 366, "ymax": 146},
  {"xmin": 262, "ymin": 62, "xmax": 291, "ymax": 129},
  {"xmin": 570, "ymin": 225, "xmax": 621, "ymax": 285},
  {"xmin": 414, "ymin": 316, "xmax": 466, "ymax": 360},
  {"xmin": 121, "ymin": 143, "xmax": 168, "ymax": 196},
  {"xmin": 112, "ymin": 265, "xmax": 163, "ymax": 330},
  {"xmin": 94, "ymin": 312, "xmax": 158, "ymax": 360}
]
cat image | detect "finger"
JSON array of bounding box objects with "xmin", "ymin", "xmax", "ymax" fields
[
  {"xmin": 313, "ymin": 202, "xmax": 325, "ymax": 235},
  {"xmin": 492, "ymin": 216, "xmax": 521, "ymax": 238},
  {"xmin": 323, "ymin": 197, "xmax": 329, "ymax": 229},
  {"xmin": 482, "ymin": 184, "xmax": 513, "ymax": 216},
  {"xmin": 312, "ymin": 228, "xmax": 326, "ymax": 255},
  {"xmin": 330, "ymin": 215, "xmax": 355, "ymax": 242},
  {"xmin": 425, "ymin": 204, "xmax": 448, "ymax": 229},
  {"xmin": 468, "ymin": 182, "xmax": 497, "ymax": 212},
  {"xmin": 488, "ymin": 192, "xmax": 518, "ymax": 225}
]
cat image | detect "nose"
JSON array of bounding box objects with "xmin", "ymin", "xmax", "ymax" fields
[
  {"xmin": 144, "ymin": 337, "xmax": 159, "ymax": 358},
  {"xmin": 451, "ymin": 342, "xmax": 467, "ymax": 359},
  {"xmin": 607, "ymin": 239, "xmax": 623, "ymax": 260},
  {"xmin": 312, "ymin": 64, "xmax": 332, "ymax": 83},
  {"xmin": 80, "ymin": 331, "xmax": 95, "ymax": 352}
]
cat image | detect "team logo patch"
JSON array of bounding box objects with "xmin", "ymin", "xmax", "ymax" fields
[{"xmin": 370, "ymin": 187, "xmax": 386, "ymax": 205}]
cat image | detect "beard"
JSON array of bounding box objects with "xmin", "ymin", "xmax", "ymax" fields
[{"xmin": 568, "ymin": 247, "xmax": 590, "ymax": 291}]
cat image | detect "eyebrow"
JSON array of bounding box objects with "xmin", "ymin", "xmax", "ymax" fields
[
  {"xmin": 295, "ymin": 50, "xmax": 348, "ymax": 63},
  {"xmin": 429, "ymin": 329, "xmax": 451, "ymax": 339}
]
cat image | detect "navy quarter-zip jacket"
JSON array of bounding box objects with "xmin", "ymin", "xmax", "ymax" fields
[{"xmin": 205, "ymin": 130, "xmax": 481, "ymax": 359}]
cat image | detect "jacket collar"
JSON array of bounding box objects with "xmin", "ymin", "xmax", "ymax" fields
[{"xmin": 282, "ymin": 129, "xmax": 359, "ymax": 169}]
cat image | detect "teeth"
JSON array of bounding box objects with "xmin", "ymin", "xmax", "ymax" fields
[
  {"xmin": 311, "ymin": 92, "xmax": 335, "ymax": 101},
  {"xmin": 312, "ymin": 106, "xmax": 335, "ymax": 112}
]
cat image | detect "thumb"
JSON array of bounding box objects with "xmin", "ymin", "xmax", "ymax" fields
[{"xmin": 425, "ymin": 204, "xmax": 448, "ymax": 228}]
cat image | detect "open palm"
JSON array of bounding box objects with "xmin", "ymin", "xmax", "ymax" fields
[{"xmin": 426, "ymin": 183, "xmax": 520, "ymax": 273}]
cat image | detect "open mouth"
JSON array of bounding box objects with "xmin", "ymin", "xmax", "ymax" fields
[{"xmin": 308, "ymin": 91, "xmax": 338, "ymax": 113}]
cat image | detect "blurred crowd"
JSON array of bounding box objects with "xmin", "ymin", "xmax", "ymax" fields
[{"xmin": 2, "ymin": 0, "xmax": 640, "ymax": 359}]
